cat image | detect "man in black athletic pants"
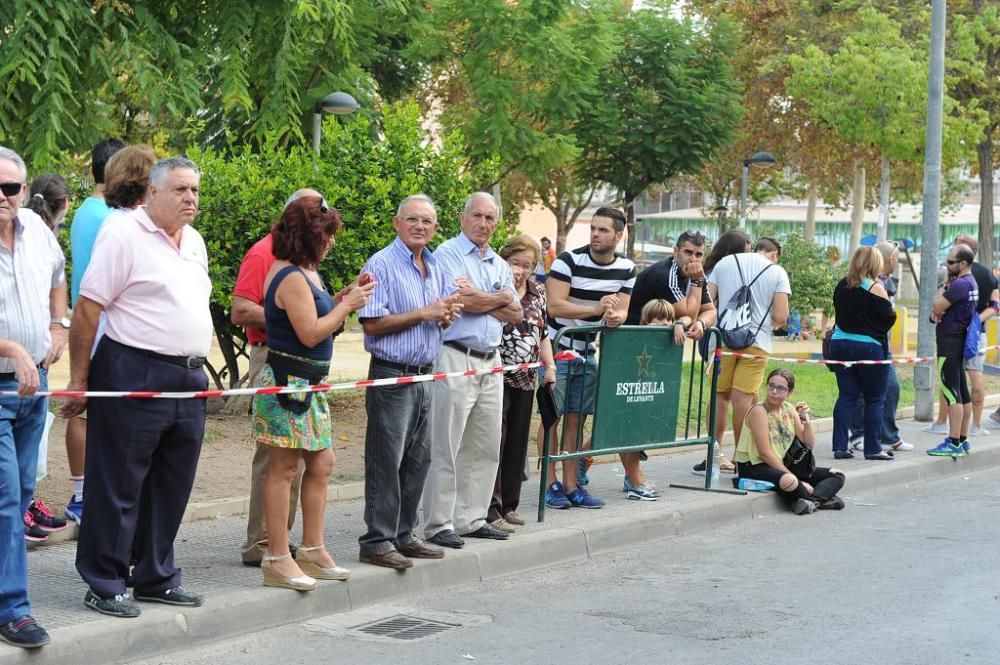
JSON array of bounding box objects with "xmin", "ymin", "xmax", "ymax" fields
[{"xmin": 927, "ymin": 244, "xmax": 978, "ymax": 457}]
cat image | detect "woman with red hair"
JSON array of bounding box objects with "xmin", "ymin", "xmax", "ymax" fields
[{"xmin": 254, "ymin": 195, "xmax": 375, "ymax": 591}]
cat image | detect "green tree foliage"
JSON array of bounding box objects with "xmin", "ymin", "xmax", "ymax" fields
[
  {"xmin": 949, "ymin": 0, "xmax": 1000, "ymax": 267},
  {"xmin": 776, "ymin": 233, "xmax": 840, "ymax": 317},
  {"xmin": 576, "ymin": 1, "xmax": 743, "ymax": 257},
  {"xmin": 189, "ymin": 101, "xmax": 498, "ymax": 389},
  {"xmin": 0, "ymin": 0, "xmax": 421, "ymax": 169},
  {"xmin": 411, "ymin": 0, "xmax": 619, "ymax": 185}
]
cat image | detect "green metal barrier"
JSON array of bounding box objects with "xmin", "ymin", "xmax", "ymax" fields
[{"xmin": 536, "ymin": 324, "xmax": 743, "ymax": 522}]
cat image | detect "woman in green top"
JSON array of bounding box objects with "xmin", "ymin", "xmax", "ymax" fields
[{"xmin": 734, "ymin": 368, "xmax": 846, "ymax": 515}]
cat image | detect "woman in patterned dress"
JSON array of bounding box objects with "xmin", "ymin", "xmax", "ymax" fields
[
  {"xmin": 255, "ymin": 196, "xmax": 375, "ymax": 590},
  {"xmin": 488, "ymin": 235, "xmax": 556, "ymax": 532}
]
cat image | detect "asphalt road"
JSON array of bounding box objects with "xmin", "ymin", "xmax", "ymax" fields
[{"xmin": 133, "ymin": 471, "xmax": 1000, "ymax": 665}]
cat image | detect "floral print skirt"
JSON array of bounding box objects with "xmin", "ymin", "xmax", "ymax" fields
[{"xmin": 252, "ymin": 362, "xmax": 332, "ymax": 451}]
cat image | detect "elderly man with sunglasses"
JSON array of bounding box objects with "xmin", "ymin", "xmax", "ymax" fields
[{"xmin": 0, "ymin": 147, "xmax": 68, "ymax": 649}]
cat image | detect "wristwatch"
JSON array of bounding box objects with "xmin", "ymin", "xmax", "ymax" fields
[{"xmin": 51, "ymin": 317, "xmax": 71, "ymax": 329}]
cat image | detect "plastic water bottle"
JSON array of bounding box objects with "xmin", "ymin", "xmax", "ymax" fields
[
  {"xmin": 737, "ymin": 478, "xmax": 775, "ymax": 492},
  {"xmin": 709, "ymin": 462, "xmax": 720, "ymax": 487}
]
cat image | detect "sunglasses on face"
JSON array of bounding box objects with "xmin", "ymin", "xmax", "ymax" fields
[
  {"xmin": 946, "ymin": 259, "xmax": 962, "ymax": 266},
  {"xmin": 0, "ymin": 182, "xmax": 23, "ymax": 197}
]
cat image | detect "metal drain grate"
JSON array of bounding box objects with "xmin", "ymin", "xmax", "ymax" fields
[{"xmin": 352, "ymin": 614, "xmax": 461, "ymax": 641}]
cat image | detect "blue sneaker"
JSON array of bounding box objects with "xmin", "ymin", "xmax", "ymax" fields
[
  {"xmin": 566, "ymin": 487, "xmax": 605, "ymax": 509},
  {"xmin": 962, "ymin": 440, "xmax": 971, "ymax": 454},
  {"xmin": 623, "ymin": 478, "xmax": 661, "ymax": 501},
  {"xmin": 64, "ymin": 495, "xmax": 83, "ymax": 525},
  {"xmin": 545, "ymin": 481, "xmax": 571, "ymax": 509},
  {"xmin": 577, "ymin": 456, "xmax": 593, "ymax": 486},
  {"xmin": 926, "ymin": 440, "xmax": 965, "ymax": 457}
]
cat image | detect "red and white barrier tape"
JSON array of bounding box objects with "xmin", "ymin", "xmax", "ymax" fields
[
  {"xmin": 0, "ymin": 354, "xmax": 582, "ymax": 399},
  {"xmin": 717, "ymin": 344, "xmax": 1000, "ymax": 368}
]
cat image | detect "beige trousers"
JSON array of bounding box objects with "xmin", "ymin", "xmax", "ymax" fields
[{"xmin": 422, "ymin": 345, "xmax": 503, "ymax": 538}]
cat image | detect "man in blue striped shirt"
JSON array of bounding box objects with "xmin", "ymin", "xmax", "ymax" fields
[
  {"xmin": 357, "ymin": 194, "xmax": 462, "ymax": 570},
  {"xmin": 421, "ymin": 192, "xmax": 523, "ymax": 548}
]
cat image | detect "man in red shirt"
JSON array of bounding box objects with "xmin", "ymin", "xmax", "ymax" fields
[{"xmin": 232, "ymin": 189, "xmax": 318, "ymax": 567}]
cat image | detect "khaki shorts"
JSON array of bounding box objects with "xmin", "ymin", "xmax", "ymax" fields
[
  {"xmin": 966, "ymin": 332, "xmax": 988, "ymax": 372},
  {"xmin": 718, "ymin": 346, "xmax": 768, "ymax": 395}
]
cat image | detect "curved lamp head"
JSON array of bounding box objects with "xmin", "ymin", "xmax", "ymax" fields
[
  {"xmin": 744, "ymin": 151, "xmax": 777, "ymax": 169},
  {"xmin": 318, "ymin": 91, "xmax": 360, "ymax": 115}
]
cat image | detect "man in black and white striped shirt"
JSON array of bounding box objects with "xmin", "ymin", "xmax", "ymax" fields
[{"xmin": 543, "ymin": 207, "xmax": 635, "ymax": 510}]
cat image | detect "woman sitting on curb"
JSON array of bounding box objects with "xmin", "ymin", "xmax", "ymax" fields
[{"xmin": 733, "ymin": 368, "xmax": 847, "ymax": 515}]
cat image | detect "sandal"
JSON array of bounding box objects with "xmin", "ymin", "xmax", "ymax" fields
[
  {"xmin": 719, "ymin": 460, "xmax": 737, "ymax": 474},
  {"xmin": 295, "ymin": 545, "xmax": 351, "ymax": 581},
  {"xmin": 833, "ymin": 450, "xmax": 855, "ymax": 460},
  {"xmin": 864, "ymin": 452, "xmax": 894, "ymax": 461},
  {"xmin": 262, "ymin": 553, "xmax": 317, "ymax": 591}
]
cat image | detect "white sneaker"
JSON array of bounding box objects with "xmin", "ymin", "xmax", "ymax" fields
[
  {"xmin": 883, "ymin": 440, "xmax": 914, "ymax": 452},
  {"xmin": 969, "ymin": 425, "xmax": 990, "ymax": 437},
  {"xmin": 849, "ymin": 436, "xmax": 864, "ymax": 452},
  {"xmin": 921, "ymin": 423, "xmax": 948, "ymax": 434}
]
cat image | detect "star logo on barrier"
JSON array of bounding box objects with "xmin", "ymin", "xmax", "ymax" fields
[{"xmin": 636, "ymin": 346, "xmax": 654, "ymax": 378}]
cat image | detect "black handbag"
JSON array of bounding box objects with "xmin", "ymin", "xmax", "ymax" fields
[{"xmin": 783, "ymin": 436, "xmax": 816, "ymax": 479}]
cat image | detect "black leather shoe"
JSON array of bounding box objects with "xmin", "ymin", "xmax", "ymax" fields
[
  {"xmin": 0, "ymin": 616, "xmax": 50, "ymax": 648},
  {"xmin": 84, "ymin": 590, "xmax": 141, "ymax": 618},
  {"xmin": 134, "ymin": 585, "xmax": 204, "ymax": 607},
  {"xmin": 464, "ymin": 523, "xmax": 510, "ymax": 540},
  {"xmin": 427, "ymin": 529, "xmax": 465, "ymax": 549}
]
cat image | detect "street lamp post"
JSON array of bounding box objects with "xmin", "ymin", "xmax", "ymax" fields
[
  {"xmin": 738, "ymin": 151, "xmax": 777, "ymax": 229},
  {"xmin": 311, "ymin": 91, "xmax": 360, "ymax": 157}
]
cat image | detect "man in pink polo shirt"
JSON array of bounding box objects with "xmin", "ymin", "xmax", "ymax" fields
[
  {"xmin": 231, "ymin": 188, "xmax": 317, "ymax": 567},
  {"xmin": 63, "ymin": 157, "xmax": 211, "ymax": 618}
]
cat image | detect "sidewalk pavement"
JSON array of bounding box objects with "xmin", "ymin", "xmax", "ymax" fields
[{"xmin": 6, "ymin": 417, "xmax": 999, "ymax": 665}]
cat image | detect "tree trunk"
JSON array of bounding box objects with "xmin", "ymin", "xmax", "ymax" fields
[
  {"xmin": 625, "ymin": 196, "xmax": 637, "ymax": 259},
  {"xmin": 554, "ymin": 206, "xmax": 568, "ymax": 254},
  {"xmin": 804, "ymin": 183, "xmax": 818, "ymax": 242},
  {"xmin": 849, "ymin": 161, "xmax": 866, "ymax": 254},
  {"xmin": 977, "ymin": 135, "xmax": 995, "ymax": 268},
  {"xmin": 877, "ymin": 153, "xmax": 891, "ymax": 242}
]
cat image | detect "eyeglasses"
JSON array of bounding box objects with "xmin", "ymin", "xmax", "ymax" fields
[
  {"xmin": 0, "ymin": 182, "xmax": 24, "ymax": 197},
  {"xmin": 402, "ymin": 216, "xmax": 436, "ymax": 226},
  {"xmin": 766, "ymin": 382, "xmax": 789, "ymax": 394}
]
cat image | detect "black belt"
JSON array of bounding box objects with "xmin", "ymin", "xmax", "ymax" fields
[
  {"xmin": 445, "ymin": 341, "xmax": 496, "ymax": 360},
  {"xmin": 372, "ymin": 358, "xmax": 434, "ymax": 375},
  {"xmin": 1, "ymin": 363, "xmax": 46, "ymax": 382},
  {"xmin": 109, "ymin": 339, "xmax": 206, "ymax": 370}
]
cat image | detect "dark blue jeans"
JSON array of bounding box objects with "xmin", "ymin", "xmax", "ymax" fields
[
  {"xmin": 830, "ymin": 340, "xmax": 888, "ymax": 457},
  {"xmin": 0, "ymin": 367, "xmax": 48, "ymax": 623},
  {"xmin": 359, "ymin": 362, "xmax": 434, "ymax": 555},
  {"xmin": 849, "ymin": 361, "xmax": 900, "ymax": 445}
]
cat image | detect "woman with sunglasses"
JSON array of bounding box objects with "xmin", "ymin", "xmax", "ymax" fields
[
  {"xmin": 733, "ymin": 368, "xmax": 846, "ymax": 514},
  {"xmin": 254, "ymin": 196, "xmax": 375, "ymax": 591},
  {"xmin": 828, "ymin": 246, "xmax": 897, "ymax": 461}
]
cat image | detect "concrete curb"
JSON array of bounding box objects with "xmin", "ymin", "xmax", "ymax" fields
[
  {"xmin": 32, "ymin": 392, "xmax": 1000, "ymax": 550},
  {"xmin": 6, "ymin": 437, "xmax": 997, "ymax": 665}
]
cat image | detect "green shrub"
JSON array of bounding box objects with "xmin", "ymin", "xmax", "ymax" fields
[{"xmin": 193, "ymin": 100, "xmax": 503, "ymax": 388}]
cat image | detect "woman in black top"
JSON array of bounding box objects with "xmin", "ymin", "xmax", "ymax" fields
[{"xmin": 829, "ymin": 247, "xmax": 897, "ymax": 460}]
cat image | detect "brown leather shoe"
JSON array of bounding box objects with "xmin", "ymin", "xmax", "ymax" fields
[
  {"xmin": 396, "ymin": 539, "xmax": 445, "ymax": 559},
  {"xmin": 359, "ymin": 549, "xmax": 413, "ymax": 570}
]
